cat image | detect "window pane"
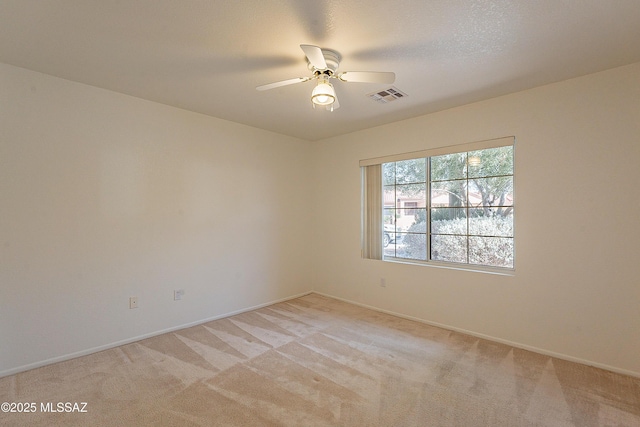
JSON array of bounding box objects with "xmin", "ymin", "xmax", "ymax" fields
[
  {"xmin": 406, "ymin": 212, "xmax": 427, "ymax": 233},
  {"xmin": 396, "ymin": 184, "xmax": 426, "ymax": 233},
  {"xmin": 397, "ymin": 233, "xmax": 426, "ymax": 261},
  {"xmin": 383, "ymin": 220, "xmax": 398, "ymax": 254},
  {"xmin": 469, "ymin": 209, "xmax": 513, "ymax": 237},
  {"xmin": 383, "ymin": 208, "xmax": 397, "ymax": 229},
  {"xmin": 395, "ymin": 158, "xmax": 425, "ymax": 184},
  {"xmin": 431, "ymin": 152, "xmax": 466, "ymax": 181},
  {"xmin": 382, "ymin": 162, "xmax": 396, "ymax": 185},
  {"xmin": 403, "ymin": 201, "xmax": 418, "ymax": 216},
  {"xmin": 383, "ymin": 245, "xmax": 395, "ymax": 258},
  {"xmin": 431, "ymin": 209, "xmax": 467, "ymax": 234},
  {"xmin": 468, "ymin": 146, "xmax": 513, "ymax": 178},
  {"xmin": 431, "ymin": 180, "xmax": 467, "ymax": 207},
  {"xmin": 468, "ymin": 177, "xmax": 513, "ymax": 207},
  {"xmin": 384, "ymin": 186, "xmax": 395, "ymax": 209},
  {"xmin": 469, "ymin": 236, "xmax": 513, "ymax": 268},
  {"xmin": 431, "ymin": 235, "xmax": 467, "ymax": 263},
  {"xmin": 396, "ymin": 183, "xmax": 426, "ymax": 205},
  {"xmin": 395, "ymin": 208, "xmax": 427, "ymax": 256}
]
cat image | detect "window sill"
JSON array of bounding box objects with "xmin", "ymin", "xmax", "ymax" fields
[{"xmin": 382, "ymin": 257, "xmax": 515, "ymax": 276}]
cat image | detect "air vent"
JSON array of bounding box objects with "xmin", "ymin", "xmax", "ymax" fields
[{"xmin": 367, "ymin": 87, "xmax": 408, "ymax": 104}]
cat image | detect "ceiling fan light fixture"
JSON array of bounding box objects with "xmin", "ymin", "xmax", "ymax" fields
[{"xmin": 311, "ymin": 79, "xmax": 336, "ymax": 106}]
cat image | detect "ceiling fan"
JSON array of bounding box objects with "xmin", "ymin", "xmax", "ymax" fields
[{"xmin": 256, "ymin": 44, "xmax": 395, "ymax": 111}]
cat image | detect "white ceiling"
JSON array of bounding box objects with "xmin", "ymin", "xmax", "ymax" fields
[{"xmin": 2, "ymin": 1, "xmax": 639, "ymax": 141}]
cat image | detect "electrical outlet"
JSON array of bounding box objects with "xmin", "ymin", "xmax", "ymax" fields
[
  {"xmin": 174, "ymin": 289, "xmax": 185, "ymax": 301},
  {"xmin": 380, "ymin": 278, "xmax": 387, "ymax": 288},
  {"xmin": 129, "ymin": 296, "xmax": 138, "ymax": 309}
]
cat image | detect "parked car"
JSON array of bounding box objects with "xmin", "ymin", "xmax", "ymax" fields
[{"xmin": 383, "ymin": 224, "xmax": 396, "ymax": 247}]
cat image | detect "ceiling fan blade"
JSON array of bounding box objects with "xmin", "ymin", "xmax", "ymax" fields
[
  {"xmin": 338, "ymin": 71, "xmax": 396, "ymax": 84},
  {"xmin": 256, "ymin": 77, "xmax": 310, "ymax": 91},
  {"xmin": 300, "ymin": 44, "xmax": 327, "ymax": 70}
]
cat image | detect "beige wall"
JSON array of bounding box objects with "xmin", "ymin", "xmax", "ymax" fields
[
  {"xmin": 0, "ymin": 63, "xmax": 313, "ymax": 375},
  {"xmin": 311, "ymin": 62, "xmax": 640, "ymax": 376},
  {"xmin": 2, "ymin": 61, "xmax": 639, "ymax": 378}
]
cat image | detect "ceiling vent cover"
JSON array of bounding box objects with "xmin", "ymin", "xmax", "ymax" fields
[{"xmin": 367, "ymin": 87, "xmax": 407, "ymax": 104}]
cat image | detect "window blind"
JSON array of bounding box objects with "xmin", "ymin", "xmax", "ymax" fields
[{"xmin": 361, "ymin": 164, "xmax": 382, "ymax": 260}]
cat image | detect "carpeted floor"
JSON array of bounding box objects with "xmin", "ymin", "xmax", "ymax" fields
[{"xmin": 1, "ymin": 293, "xmax": 639, "ymax": 426}]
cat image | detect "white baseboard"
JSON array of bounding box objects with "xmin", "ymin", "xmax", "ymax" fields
[
  {"xmin": 5, "ymin": 289, "xmax": 637, "ymax": 380},
  {"xmin": 0, "ymin": 290, "xmax": 314, "ymax": 379},
  {"xmin": 312, "ymin": 291, "xmax": 640, "ymax": 379}
]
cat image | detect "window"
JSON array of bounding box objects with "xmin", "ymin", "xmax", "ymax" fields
[
  {"xmin": 403, "ymin": 202, "xmax": 418, "ymax": 216},
  {"xmin": 362, "ymin": 137, "xmax": 514, "ymax": 270}
]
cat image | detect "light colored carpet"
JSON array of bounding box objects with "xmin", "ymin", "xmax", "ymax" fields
[{"xmin": 1, "ymin": 293, "xmax": 639, "ymax": 426}]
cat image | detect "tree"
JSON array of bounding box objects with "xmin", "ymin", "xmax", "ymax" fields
[{"xmin": 430, "ymin": 146, "xmax": 513, "ymax": 218}]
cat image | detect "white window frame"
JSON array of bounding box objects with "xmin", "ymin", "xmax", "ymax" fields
[{"xmin": 361, "ymin": 136, "xmax": 515, "ymax": 274}]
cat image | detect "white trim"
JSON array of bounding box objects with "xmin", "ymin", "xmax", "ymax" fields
[
  {"xmin": 383, "ymin": 257, "xmax": 515, "ymax": 276},
  {"xmin": 312, "ymin": 291, "xmax": 640, "ymax": 379},
  {"xmin": 5, "ymin": 288, "xmax": 637, "ymax": 380},
  {"xmin": 0, "ymin": 291, "xmax": 313, "ymax": 379},
  {"xmin": 359, "ymin": 136, "xmax": 515, "ymax": 167}
]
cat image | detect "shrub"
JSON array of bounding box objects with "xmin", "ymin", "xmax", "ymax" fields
[{"xmin": 401, "ymin": 216, "xmax": 513, "ymax": 267}]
